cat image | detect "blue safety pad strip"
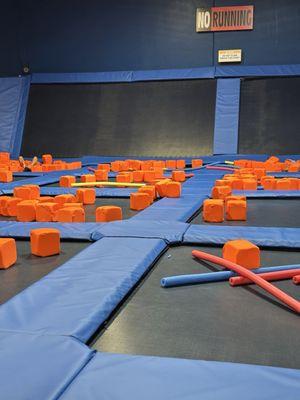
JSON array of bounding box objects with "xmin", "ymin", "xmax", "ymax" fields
[
  {"xmin": 0, "ymin": 331, "xmax": 94, "ymax": 400},
  {"xmin": 91, "ymin": 220, "xmax": 189, "ymax": 243},
  {"xmin": 233, "ymin": 190, "xmax": 300, "ymax": 198},
  {"xmin": 215, "ymin": 63, "xmax": 300, "ymax": 78},
  {"xmin": 273, "ymin": 172, "xmax": 300, "ymax": 178},
  {"xmin": 131, "ymin": 195, "xmax": 208, "ymax": 222},
  {"xmin": 38, "ymin": 186, "xmax": 136, "ymax": 197},
  {"xmin": 213, "ymin": 78, "xmax": 240, "ymax": 154},
  {"xmin": 13, "ymin": 171, "xmax": 44, "ymax": 177},
  {"xmin": 60, "ymin": 352, "xmax": 300, "ymax": 400},
  {"xmin": 183, "ymin": 225, "xmax": 300, "ymax": 248},
  {"xmin": 0, "ymin": 237, "xmax": 166, "ymax": 342},
  {"xmin": 0, "ymin": 221, "xmax": 100, "ymax": 241}
]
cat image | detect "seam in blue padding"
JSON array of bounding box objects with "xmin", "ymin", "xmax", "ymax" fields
[
  {"xmin": 233, "ymin": 190, "xmax": 300, "ymax": 198},
  {"xmin": 0, "ymin": 237, "xmax": 166, "ymax": 342},
  {"xmin": 91, "ymin": 220, "xmax": 189, "ymax": 243},
  {"xmin": 59, "ymin": 352, "xmax": 300, "ymax": 400},
  {"xmin": 0, "ymin": 331, "xmax": 94, "ymax": 400},
  {"xmin": 183, "ymin": 225, "xmax": 300, "ymax": 248}
]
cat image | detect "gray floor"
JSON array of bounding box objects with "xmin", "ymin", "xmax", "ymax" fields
[{"xmin": 91, "ymin": 244, "xmax": 300, "ymax": 369}]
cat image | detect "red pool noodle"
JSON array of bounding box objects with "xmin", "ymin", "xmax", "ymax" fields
[
  {"xmin": 192, "ymin": 250, "xmax": 300, "ymax": 314},
  {"xmin": 293, "ymin": 275, "xmax": 300, "ymax": 285},
  {"xmin": 230, "ymin": 269, "xmax": 300, "ymax": 287},
  {"xmin": 206, "ymin": 166, "xmax": 235, "ymax": 172}
]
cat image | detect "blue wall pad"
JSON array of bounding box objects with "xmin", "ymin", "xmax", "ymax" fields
[
  {"xmin": 31, "ymin": 67, "xmax": 214, "ymax": 84},
  {"xmin": 0, "ymin": 221, "xmax": 100, "ymax": 240},
  {"xmin": 184, "ymin": 225, "xmax": 300, "ymax": 248},
  {"xmin": 233, "ymin": 190, "xmax": 300, "ymax": 198},
  {"xmin": 213, "ymin": 79, "xmax": 240, "ymax": 155},
  {"xmin": 0, "ymin": 331, "xmax": 94, "ymax": 400},
  {"xmin": 39, "ymin": 186, "xmax": 136, "ymax": 197},
  {"xmin": 60, "ymin": 352, "xmax": 300, "ymax": 400},
  {"xmin": 132, "ymin": 195, "xmax": 208, "ymax": 223},
  {"xmin": 0, "ymin": 237, "xmax": 166, "ymax": 342},
  {"xmin": 0, "ymin": 76, "xmax": 30, "ymax": 157},
  {"xmin": 216, "ymin": 63, "xmax": 300, "ymax": 78},
  {"xmin": 273, "ymin": 172, "xmax": 300, "ymax": 178},
  {"xmin": 91, "ymin": 220, "xmax": 189, "ymax": 243}
]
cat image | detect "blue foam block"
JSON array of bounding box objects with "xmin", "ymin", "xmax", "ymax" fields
[{"xmin": 60, "ymin": 352, "xmax": 300, "ymax": 400}]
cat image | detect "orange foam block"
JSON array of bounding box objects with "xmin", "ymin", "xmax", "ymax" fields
[
  {"xmin": 225, "ymin": 200, "xmax": 247, "ymax": 221},
  {"xmin": 81, "ymin": 174, "xmax": 96, "ymax": 183},
  {"xmin": 42, "ymin": 154, "xmax": 53, "ymax": 164},
  {"xmin": 138, "ymin": 185, "xmax": 156, "ymax": 202},
  {"xmin": 76, "ymin": 189, "xmax": 96, "ymax": 205},
  {"xmin": 275, "ymin": 179, "xmax": 291, "ymax": 190},
  {"xmin": 0, "ymin": 152, "xmax": 10, "ymax": 164},
  {"xmin": 166, "ymin": 160, "xmax": 177, "ymax": 169},
  {"xmin": 59, "ymin": 175, "xmax": 76, "ymax": 187},
  {"xmin": 0, "ymin": 196, "xmax": 12, "ymax": 216},
  {"xmin": 36, "ymin": 203, "xmax": 60, "ymax": 222},
  {"xmin": 0, "ymin": 238, "xmax": 17, "ymax": 269},
  {"xmin": 96, "ymin": 206, "xmax": 122, "ymax": 222},
  {"xmin": 130, "ymin": 192, "xmax": 151, "ymax": 210},
  {"xmin": 176, "ymin": 160, "xmax": 185, "ymax": 169},
  {"xmin": 13, "ymin": 186, "xmax": 32, "ymax": 200},
  {"xmin": 144, "ymin": 170, "xmax": 156, "ymax": 183},
  {"xmin": 222, "ymin": 240, "xmax": 260, "ymax": 270},
  {"xmin": 0, "ymin": 170, "xmax": 12, "ymax": 183},
  {"xmin": 192, "ymin": 159, "xmax": 203, "ymax": 168},
  {"xmin": 54, "ymin": 194, "xmax": 76, "ymax": 206},
  {"xmin": 211, "ymin": 186, "xmax": 232, "ymax": 200},
  {"xmin": 95, "ymin": 170, "xmax": 108, "ymax": 181},
  {"xmin": 261, "ymin": 178, "xmax": 276, "ymax": 190},
  {"xmin": 172, "ymin": 170, "xmax": 185, "ymax": 182},
  {"xmin": 289, "ymin": 178, "xmax": 299, "ymax": 190},
  {"xmin": 110, "ymin": 161, "xmax": 121, "ymax": 172},
  {"xmin": 165, "ymin": 182, "xmax": 181, "ymax": 198},
  {"xmin": 6, "ymin": 197, "xmax": 23, "ymax": 217},
  {"xmin": 16, "ymin": 200, "xmax": 38, "ymax": 222},
  {"xmin": 23, "ymin": 185, "xmax": 40, "ymax": 199},
  {"xmin": 38, "ymin": 196, "xmax": 55, "ymax": 203},
  {"xmin": 155, "ymin": 179, "xmax": 171, "ymax": 198},
  {"xmin": 97, "ymin": 163, "xmax": 111, "ymax": 171},
  {"xmin": 242, "ymin": 179, "xmax": 257, "ymax": 190},
  {"xmin": 215, "ymin": 179, "xmax": 231, "ymax": 187},
  {"xmin": 30, "ymin": 228, "xmax": 60, "ymax": 257},
  {"xmin": 225, "ymin": 195, "xmax": 246, "ymax": 205},
  {"xmin": 133, "ymin": 171, "xmax": 144, "ymax": 183},
  {"xmin": 203, "ymin": 199, "xmax": 224, "ymax": 223},
  {"xmin": 56, "ymin": 207, "xmax": 85, "ymax": 222},
  {"xmin": 116, "ymin": 173, "xmax": 133, "ymax": 183}
]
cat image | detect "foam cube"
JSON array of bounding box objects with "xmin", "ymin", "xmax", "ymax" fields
[
  {"xmin": 54, "ymin": 194, "xmax": 76, "ymax": 206},
  {"xmin": 59, "ymin": 175, "xmax": 76, "ymax": 187},
  {"xmin": 110, "ymin": 161, "xmax": 121, "ymax": 172},
  {"xmin": 116, "ymin": 173, "xmax": 133, "ymax": 183},
  {"xmin": 133, "ymin": 171, "xmax": 144, "ymax": 183},
  {"xmin": 16, "ymin": 200, "xmax": 38, "ymax": 222},
  {"xmin": 56, "ymin": 207, "xmax": 85, "ymax": 223},
  {"xmin": 0, "ymin": 196, "xmax": 12, "ymax": 216},
  {"xmin": 155, "ymin": 179, "xmax": 171, "ymax": 197},
  {"xmin": 242, "ymin": 179, "xmax": 257, "ymax": 190},
  {"xmin": 176, "ymin": 160, "xmax": 185, "ymax": 169},
  {"xmin": 95, "ymin": 170, "xmax": 108, "ymax": 181},
  {"xmin": 166, "ymin": 160, "xmax": 177, "ymax": 169},
  {"xmin": 0, "ymin": 152, "xmax": 10, "ymax": 164},
  {"xmin": 0, "ymin": 170, "xmax": 12, "ymax": 183},
  {"xmin": 172, "ymin": 170, "xmax": 185, "ymax": 182},
  {"xmin": 76, "ymin": 189, "xmax": 96, "ymax": 204},
  {"xmin": 80, "ymin": 174, "xmax": 96, "ymax": 183},
  {"xmin": 138, "ymin": 185, "xmax": 156, "ymax": 202},
  {"xmin": 222, "ymin": 239, "xmax": 260, "ymax": 269},
  {"xmin": 42, "ymin": 154, "xmax": 53, "ymax": 164},
  {"xmin": 13, "ymin": 186, "xmax": 32, "ymax": 200},
  {"xmin": 165, "ymin": 182, "xmax": 181, "ymax": 198},
  {"xmin": 23, "ymin": 185, "xmax": 40, "ymax": 199},
  {"xmin": 96, "ymin": 206, "xmax": 122, "ymax": 222},
  {"xmin": 225, "ymin": 200, "xmax": 247, "ymax": 221},
  {"xmin": 0, "ymin": 238, "xmax": 17, "ymax": 269},
  {"xmin": 261, "ymin": 178, "xmax": 276, "ymax": 190},
  {"xmin": 275, "ymin": 179, "xmax": 291, "ymax": 190},
  {"xmin": 144, "ymin": 171, "xmax": 156, "ymax": 183},
  {"xmin": 211, "ymin": 186, "xmax": 232, "ymax": 200},
  {"xmin": 203, "ymin": 199, "xmax": 224, "ymax": 223},
  {"xmin": 36, "ymin": 203, "xmax": 60, "ymax": 222},
  {"xmin": 6, "ymin": 197, "xmax": 23, "ymax": 217},
  {"xmin": 38, "ymin": 196, "xmax": 55, "ymax": 203},
  {"xmin": 225, "ymin": 195, "xmax": 246, "ymax": 205},
  {"xmin": 192, "ymin": 159, "xmax": 203, "ymax": 168},
  {"xmin": 30, "ymin": 228, "xmax": 60, "ymax": 257},
  {"xmin": 289, "ymin": 178, "xmax": 299, "ymax": 190},
  {"xmin": 130, "ymin": 193, "xmax": 151, "ymax": 210}
]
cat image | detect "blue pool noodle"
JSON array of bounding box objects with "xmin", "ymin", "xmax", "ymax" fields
[{"xmin": 161, "ymin": 264, "xmax": 300, "ymax": 288}]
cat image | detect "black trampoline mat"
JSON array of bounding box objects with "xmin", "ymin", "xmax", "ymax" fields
[
  {"xmin": 92, "ymin": 244, "xmax": 300, "ymax": 369},
  {"xmin": 0, "ymin": 239, "xmax": 89, "ymax": 305},
  {"xmin": 191, "ymin": 199, "xmax": 300, "ymax": 228}
]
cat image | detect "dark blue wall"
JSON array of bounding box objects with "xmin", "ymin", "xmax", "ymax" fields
[{"xmin": 1, "ymin": 0, "xmax": 300, "ymax": 75}]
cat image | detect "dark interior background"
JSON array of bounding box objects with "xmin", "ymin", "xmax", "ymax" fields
[
  {"xmin": 238, "ymin": 77, "xmax": 300, "ymax": 154},
  {"xmin": 22, "ymin": 79, "xmax": 216, "ymax": 157}
]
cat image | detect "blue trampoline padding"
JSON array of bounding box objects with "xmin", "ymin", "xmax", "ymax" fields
[
  {"xmin": 39, "ymin": 186, "xmax": 136, "ymax": 197},
  {"xmin": 0, "ymin": 237, "xmax": 166, "ymax": 342},
  {"xmin": 91, "ymin": 220, "xmax": 189, "ymax": 243},
  {"xmin": 0, "ymin": 331, "xmax": 94, "ymax": 400},
  {"xmin": 13, "ymin": 171, "xmax": 44, "ymax": 177},
  {"xmin": 216, "ymin": 63, "xmax": 300, "ymax": 78},
  {"xmin": 0, "ymin": 221, "xmax": 100, "ymax": 240},
  {"xmin": 132, "ymin": 195, "xmax": 208, "ymax": 222},
  {"xmin": 161, "ymin": 264, "xmax": 300, "ymax": 287},
  {"xmin": 273, "ymin": 172, "xmax": 300, "ymax": 178},
  {"xmin": 213, "ymin": 78, "xmax": 240, "ymax": 155},
  {"xmin": 184, "ymin": 225, "xmax": 300, "ymax": 248},
  {"xmin": 233, "ymin": 190, "xmax": 300, "ymax": 198},
  {"xmin": 60, "ymin": 352, "xmax": 300, "ymax": 400}
]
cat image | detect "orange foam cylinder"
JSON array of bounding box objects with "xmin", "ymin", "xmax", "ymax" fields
[
  {"xmin": 230, "ymin": 269, "xmax": 300, "ymax": 286},
  {"xmin": 192, "ymin": 250, "xmax": 300, "ymax": 314},
  {"xmin": 293, "ymin": 275, "xmax": 300, "ymax": 285}
]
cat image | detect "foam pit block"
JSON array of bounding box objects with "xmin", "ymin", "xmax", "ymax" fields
[
  {"xmin": 31, "ymin": 228, "xmax": 60, "ymax": 257},
  {"xmin": 96, "ymin": 206, "xmax": 122, "ymax": 222},
  {"xmin": 203, "ymin": 199, "xmax": 224, "ymax": 223},
  {"xmin": 223, "ymin": 239, "xmax": 260, "ymax": 269},
  {"xmin": 0, "ymin": 238, "xmax": 17, "ymax": 269}
]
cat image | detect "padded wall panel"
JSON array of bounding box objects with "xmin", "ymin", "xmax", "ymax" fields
[
  {"xmin": 22, "ymin": 80, "xmax": 216, "ymax": 157},
  {"xmin": 239, "ymin": 77, "xmax": 300, "ymax": 154}
]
